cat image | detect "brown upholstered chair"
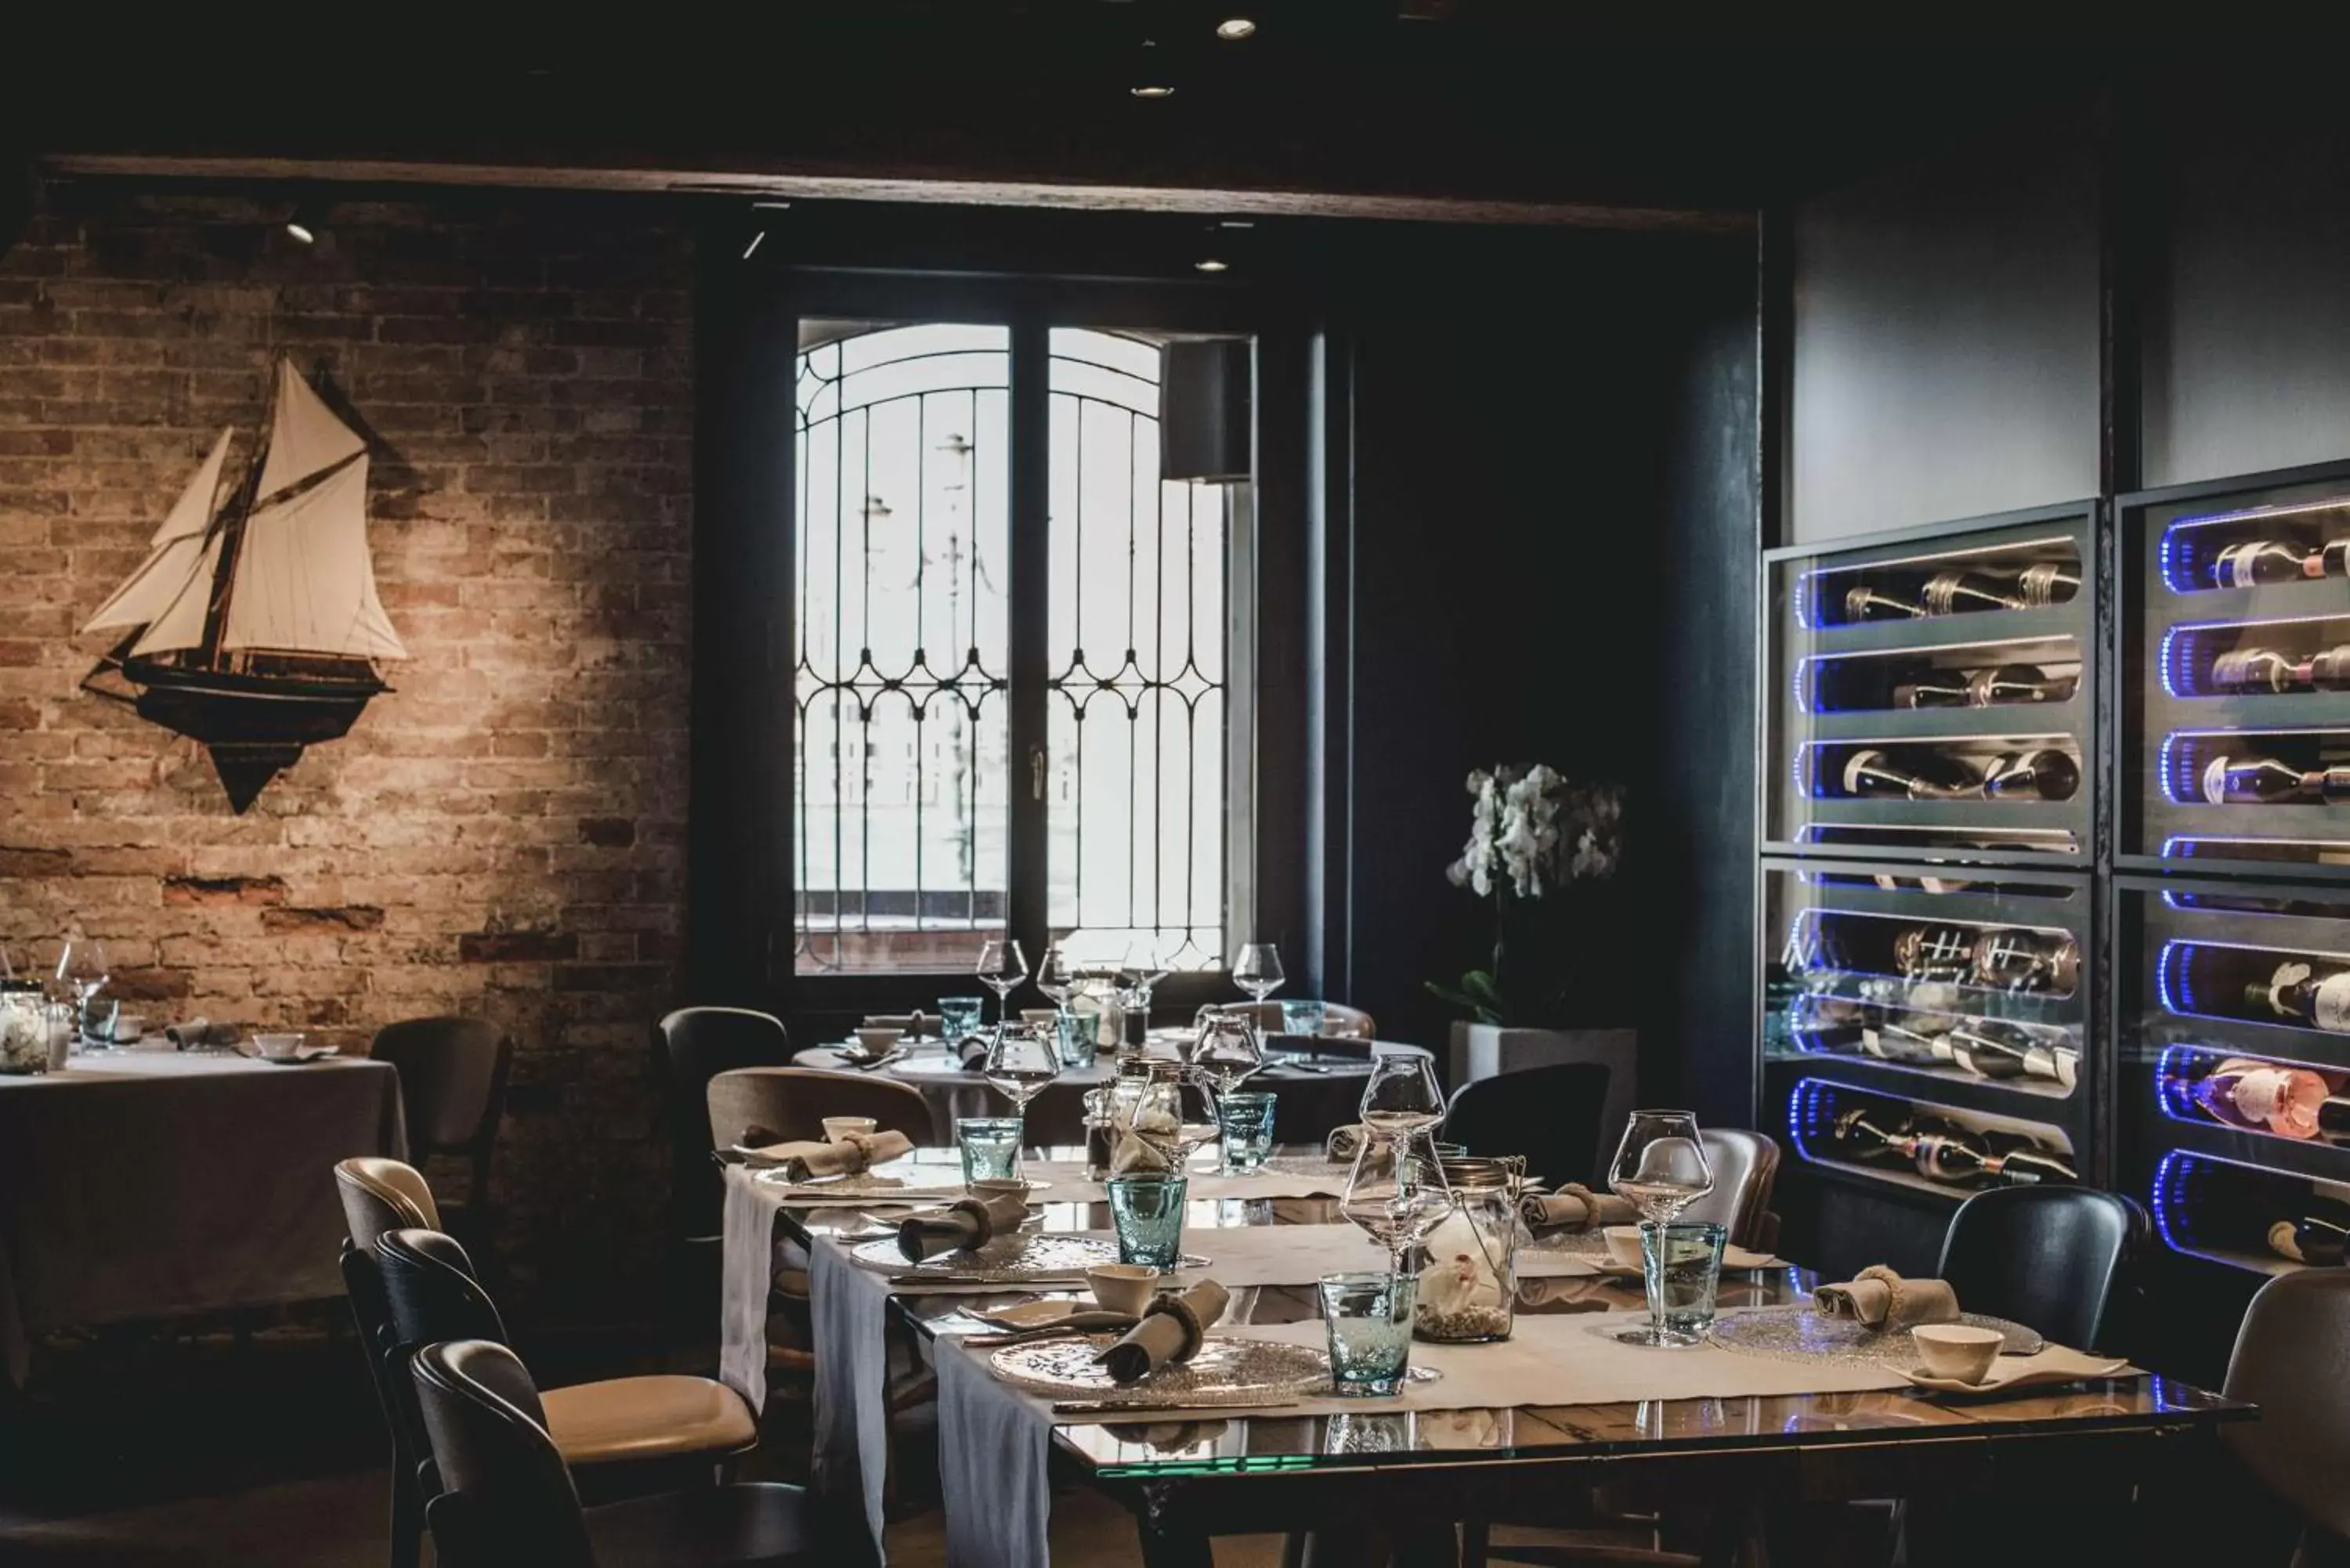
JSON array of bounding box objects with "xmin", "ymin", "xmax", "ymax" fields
[
  {"xmin": 2224, "ymin": 1269, "xmax": 2350, "ymax": 1563},
  {"xmin": 657, "ymin": 1008, "xmax": 796, "ymax": 1248},
  {"xmin": 1217, "ymin": 1000, "xmax": 1376, "ymax": 1039},
  {"xmin": 1686, "ymin": 1128, "xmax": 1782, "ymax": 1252},
  {"xmin": 370, "ymin": 1017, "xmax": 512, "ymax": 1248},
  {"xmin": 704, "ymin": 1066, "xmax": 934, "ymax": 1151}
]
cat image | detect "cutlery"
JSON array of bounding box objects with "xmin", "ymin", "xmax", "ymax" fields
[
  {"xmin": 1052, "ymin": 1396, "xmax": 1300, "ymax": 1416},
  {"xmin": 963, "ymin": 1312, "xmax": 1138, "ymax": 1346},
  {"xmin": 890, "ymin": 1270, "xmax": 1090, "ymax": 1287}
]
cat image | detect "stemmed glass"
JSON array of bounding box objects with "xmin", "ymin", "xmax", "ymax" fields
[
  {"xmin": 1359, "ymin": 1050, "xmax": 1447, "ymax": 1136},
  {"xmin": 981, "ymin": 1020, "xmax": 1061, "ymax": 1166},
  {"xmin": 1340, "ymin": 1132, "xmax": 1453, "ymax": 1276},
  {"xmin": 974, "ymin": 938, "xmax": 1029, "ymax": 1033},
  {"xmin": 1607, "ymin": 1110, "xmax": 1716, "ymax": 1347},
  {"xmin": 54, "ymin": 937, "xmax": 110, "ymax": 1050},
  {"xmin": 1188, "ymin": 1007, "xmax": 1266, "ymax": 1096},
  {"xmin": 1232, "ymin": 942, "xmax": 1284, "ymax": 1006},
  {"xmin": 1036, "ymin": 945, "xmax": 1076, "ymax": 1010}
]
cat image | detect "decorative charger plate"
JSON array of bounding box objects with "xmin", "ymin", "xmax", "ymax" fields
[
  {"xmin": 990, "ymin": 1334, "xmax": 1333, "ymax": 1402},
  {"xmin": 850, "ymin": 1233, "xmax": 1207, "ymax": 1281},
  {"xmin": 1708, "ymin": 1306, "xmax": 2042, "ymax": 1365}
]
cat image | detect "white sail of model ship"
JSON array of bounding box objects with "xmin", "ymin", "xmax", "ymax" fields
[{"xmin": 82, "ymin": 359, "xmax": 408, "ymax": 665}]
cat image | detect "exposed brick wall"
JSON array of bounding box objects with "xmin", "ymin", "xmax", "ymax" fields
[{"xmin": 0, "ymin": 184, "xmax": 692, "ymax": 1324}]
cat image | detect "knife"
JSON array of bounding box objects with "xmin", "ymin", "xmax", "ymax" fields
[
  {"xmin": 1051, "ymin": 1396, "xmax": 1300, "ymax": 1416},
  {"xmin": 889, "ymin": 1270, "xmax": 1090, "ymax": 1287}
]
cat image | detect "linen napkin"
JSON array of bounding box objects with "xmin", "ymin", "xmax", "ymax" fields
[
  {"xmin": 1519, "ymin": 1183, "xmax": 1636, "ymax": 1233},
  {"xmin": 956, "ymin": 1035, "xmax": 992, "ymax": 1068},
  {"xmin": 1325, "ymin": 1123, "xmax": 1369, "ymax": 1162},
  {"xmin": 1813, "ymin": 1265, "xmax": 1960, "ymax": 1330},
  {"xmin": 896, "ymin": 1190, "xmax": 1032, "ymax": 1261},
  {"xmin": 1097, "ymin": 1279, "xmax": 1231, "ymax": 1383},
  {"xmin": 164, "ymin": 1018, "xmax": 237, "ymax": 1049},
  {"xmin": 743, "ymin": 1128, "xmax": 915, "ymax": 1180}
]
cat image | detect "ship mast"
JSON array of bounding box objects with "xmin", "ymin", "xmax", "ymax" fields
[{"xmin": 196, "ymin": 371, "xmax": 279, "ymax": 673}]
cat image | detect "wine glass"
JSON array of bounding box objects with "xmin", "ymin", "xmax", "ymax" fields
[
  {"xmin": 1036, "ymin": 944, "xmax": 1076, "ymax": 1011},
  {"xmin": 1607, "ymin": 1110, "xmax": 1716, "ymax": 1347},
  {"xmin": 974, "ymin": 938, "xmax": 1029, "ymax": 1031},
  {"xmin": 1340, "ymin": 1131, "xmax": 1453, "ymax": 1274},
  {"xmin": 1360, "ymin": 1050, "xmax": 1446, "ymax": 1136},
  {"xmin": 1232, "ymin": 942, "xmax": 1285, "ymax": 1005},
  {"xmin": 1187, "ymin": 1007, "xmax": 1266, "ymax": 1094},
  {"xmin": 981, "ymin": 1021, "xmax": 1061, "ymax": 1162},
  {"xmin": 1116, "ymin": 1063, "xmax": 1220, "ymax": 1170},
  {"xmin": 54, "ymin": 937, "xmax": 109, "ymax": 1049}
]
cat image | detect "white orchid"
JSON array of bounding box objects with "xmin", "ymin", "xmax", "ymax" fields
[{"xmin": 1433, "ymin": 765, "xmax": 1624, "ymax": 1028}]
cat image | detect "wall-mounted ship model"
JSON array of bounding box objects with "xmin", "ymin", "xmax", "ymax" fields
[{"xmin": 81, "ymin": 359, "xmax": 407, "ymax": 811}]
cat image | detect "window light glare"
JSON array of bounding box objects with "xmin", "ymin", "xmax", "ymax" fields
[{"xmin": 1217, "ymin": 17, "xmax": 1256, "ymax": 39}]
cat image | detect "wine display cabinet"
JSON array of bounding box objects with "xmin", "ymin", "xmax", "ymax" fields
[
  {"xmin": 2120, "ymin": 461, "xmax": 2350, "ymax": 878},
  {"xmin": 1765, "ymin": 505, "xmax": 2097, "ymax": 868},
  {"xmin": 2117, "ymin": 873, "xmax": 2350, "ymax": 1279},
  {"xmin": 1762, "ymin": 857, "xmax": 2094, "ymax": 1203}
]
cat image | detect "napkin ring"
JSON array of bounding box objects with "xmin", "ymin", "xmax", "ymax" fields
[
  {"xmin": 1855, "ymin": 1263, "xmax": 1907, "ymax": 1323},
  {"xmin": 948, "ymin": 1197, "xmax": 998, "ymax": 1243},
  {"xmin": 1142, "ymin": 1292, "xmax": 1208, "ymax": 1364}
]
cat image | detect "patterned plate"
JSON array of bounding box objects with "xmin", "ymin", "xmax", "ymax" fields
[
  {"xmin": 989, "ymin": 1333, "xmax": 1335, "ymax": 1401},
  {"xmin": 850, "ymin": 1233, "xmax": 1209, "ymax": 1281},
  {"xmin": 1708, "ymin": 1306, "xmax": 2042, "ymax": 1365},
  {"xmin": 751, "ymin": 1170, "xmax": 969, "ymax": 1205}
]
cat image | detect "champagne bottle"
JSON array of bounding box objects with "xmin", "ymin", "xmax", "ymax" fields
[
  {"xmin": 2199, "ymin": 754, "xmax": 2350, "ymax": 807},
  {"xmin": 1921, "ymin": 572, "xmax": 2024, "ymax": 616},
  {"xmin": 2267, "ymin": 1199, "xmax": 2350, "ymax": 1266},
  {"xmin": 2192, "ymin": 1057, "xmax": 2337, "ymax": 1140},
  {"xmin": 2213, "ymin": 539, "xmax": 2320, "ymax": 588},
  {"xmin": 1979, "ymin": 748, "xmax": 2081, "ymax": 802},
  {"xmin": 1969, "ymin": 927, "xmax": 2081, "ymax": 994},
  {"xmin": 1843, "ymin": 584, "xmax": 1925, "ymax": 623},
  {"xmin": 1894, "ymin": 663, "xmax": 2073, "ymax": 710},
  {"xmin": 1860, "ymin": 1019, "xmax": 1958, "ymax": 1068},
  {"xmin": 1840, "ymin": 750, "xmax": 1972, "ymax": 800},
  {"xmin": 1892, "ymin": 926, "xmax": 1976, "ymax": 983},
  {"xmin": 1976, "ymin": 1133, "xmax": 2077, "ymax": 1185},
  {"xmin": 2012, "ymin": 561, "xmax": 2080, "ymax": 608},
  {"xmin": 2208, "ymin": 646, "xmax": 2350, "ymax": 695},
  {"xmin": 2243, "ymin": 960, "xmax": 2350, "ymax": 1033},
  {"xmin": 1943, "ymin": 1021, "xmax": 2077, "ymax": 1087}
]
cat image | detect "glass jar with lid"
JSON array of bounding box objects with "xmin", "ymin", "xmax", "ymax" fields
[
  {"xmin": 0, "ymin": 980, "xmax": 49, "ymax": 1075},
  {"xmin": 1414, "ymin": 1155, "xmax": 1525, "ymax": 1342}
]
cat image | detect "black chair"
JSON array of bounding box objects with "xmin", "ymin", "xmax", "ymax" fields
[
  {"xmin": 411, "ymin": 1339, "xmax": 815, "ymax": 1568},
  {"xmin": 1444, "ymin": 1063, "xmax": 1613, "ymax": 1188},
  {"xmin": 371, "ymin": 1017, "xmax": 513, "ymax": 1250},
  {"xmin": 656, "ymin": 1008, "xmax": 794, "ymax": 1247},
  {"xmin": 335, "ymin": 1158, "xmax": 446, "ymax": 1568},
  {"xmin": 1936, "ymin": 1184, "xmax": 2144, "ymax": 1352}
]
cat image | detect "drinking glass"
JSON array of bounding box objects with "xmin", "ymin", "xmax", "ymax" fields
[
  {"xmin": 1607, "ymin": 1110, "xmax": 1716, "ymax": 1346},
  {"xmin": 1319, "ymin": 1270, "xmax": 1418, "ymax": 1396},
  {"xmin": 1106, "ymin": 1173, "xmax": 1188, "ymax": 1267},
  {"xmin": 1231, "ymin": 942, "xmax": 1285, "ymax": 1003},
  {"xmin": 1213, "ymin": 1091, "xmax": 1278, "ymax": 1174},
  {"xmin": 1640, "ymin": 1221, "xmax": 1727, "ymax": 1342},
  {"xmin": 956, "ymin": 1116, "xmax": 1025, "ymax": 1184},
  {"xmin": 975, "ymin": 938, "xmax": 1029, "ymax": 1028},
  {"xmin": 1340, "ymin": 1133, "xmax": 1452, "ymax": 1273},
  {"xmin": 982, "ymin": 1021, "xmax": 1060, "ymax": 1155},
  {"xmin": 1116, "ymin": 1064, "xmax": 1220, "ymax": 1170},
  {"xmin": 937, "ymin": 995, "xmax": 986, "ymax": 1044},
  {"xmin": 1036, "ymin": 944, "xmax": 1076, "ymax": 1008},
  {"xmin": 53, "ymin": 938, "xmax": 109, "ymax": 1050},
  {"xmin": 1280, "ymin": 999, "xmax": 1328, "ymax": 1038},
  {"xmin": 1188, "ymin": 1007, "xmax": 1265, "ymax": 1096},
  {"xmin": 1360, "ymin": 1050, "xmax": 1446, "ymax": 1136}
]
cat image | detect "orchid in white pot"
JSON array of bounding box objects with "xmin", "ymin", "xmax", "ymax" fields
[{"xmin": 1429, "ymin": 765, "xmax": 1623, "ymax": 1027}]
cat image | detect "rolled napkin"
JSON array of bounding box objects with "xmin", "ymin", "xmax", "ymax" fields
[
  {"xmin": 1325, "ymin": 1123, "xmax": 1370, "ymax": 1162},
  {"xmin": 164, "ymin": 1018, "xmax": 238, "ymax": 1049},
  {"xmin": 1096, "ymin": 1279, "xmax": 1231, "ymax": 1384},
  {"xmin": 896, "ymin": 1190, "xmax": 1032, "ymax": 1261},
  {"xmin": 744, "ymin": 1127, "xmax": 916, "ymax": 1180},
  {"xmin": 1110, "ymin": 1129, "xmax": 1177, "ymax": 1176},
  {"xmin": 1813, "ymin": 1264, "xmax": 1961, "ymax": 1330},
  {"xmin": 1518, "ymin": 1183, "xmax": 1637, "ymax": 1234},
  {"xmin": 955, "ymin": 1035, "xmax": 992, "ymax": 1069}
]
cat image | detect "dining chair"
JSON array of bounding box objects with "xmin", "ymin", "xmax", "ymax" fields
[
  {"xmin": 1442, "ymin": 1062, "xmax": 1612, "ymax": 1188},
  {"xmin": 410, "ymin": 1339, "xmax": 817, "ymax": 1568},
  {"xmin": 377, "ymin": 1227, "xmax": 757, "ymax": 1471},
  {"xmin": 703, "ymin": 1065, "xmax": 933, "ymax": 1151},
  {"xmin": 337, "ymin": 1154, "xmax": 442, "ymax": 1251},
  {"xmin": 1220, "ymin": 1000, "xmax": 1377, "ymax": 1039},
  {"xmin": 2223, "ymin": 1269, "xmax": 2350, "ymax": 1564},
  {"xmin": 369, "ymin": 1016, "xmax": 513, "ymax": 1251},
  {"xmin": 656, "ymin": 1008, "xmax": 795, "ymax": 1248},
  {"xmin": 1936, "ymin": 1184, "xmax": 2144, "ymax": 1352},
  {"xmin": 335, "ymin": 1158, "xmax": 443, "ymax": 1568},
  {"xmin": 1682, "ymin": 1128, "xmax": 1782, "ymax": 1252}
]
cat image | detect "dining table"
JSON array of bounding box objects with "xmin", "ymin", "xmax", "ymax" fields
[
  {"xmin": 0, "ymin": 1046, "xmax": 407, "ymax": 1385},
  {"xmin": 728, "ymin": 1147, "xmax": 2251, "ymax": 1567}
]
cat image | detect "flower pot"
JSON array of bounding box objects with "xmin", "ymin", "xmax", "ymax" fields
[{"xmin": 1447, "ymin": 1023, "xmax": 1637, "ymax": 1183}]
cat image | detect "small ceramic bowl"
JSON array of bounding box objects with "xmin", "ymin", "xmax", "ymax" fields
[
  {"xmin": 1601, "ymin": 1225, "xmax": 1647, "ymax": 1270},
  {"xmin": 852, "ymin": 1026, "xmax": 903, "ymax": 1057},
  {"xmin": 969, "ymin": 1177, "xmax": 1032, "ymax": 1203},
  {"xmin": 1086, "ymin": 1262, "xmax": 1159, "ymax": 1317},
  {"xmin": 1019, "ymin": 1009, "xmax": 1061, "ymax": 1028},
  {"xmin": 822, "ymin": 1116, "xmax": 878, "ymax": 1143},
  {"xmin": 1911, "ymin": 1323, "xmax": 2005, "ymax": 1385},
  {"xmin": 253, "ymin": 1031, "xmax": 306, "ymax": 1061}
]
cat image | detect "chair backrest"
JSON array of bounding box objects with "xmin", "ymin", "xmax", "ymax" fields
[
  {"xmin": 371, "ymin": 1017, "xmax": 514, "ymax": 1166},
  {"xmin": 706, "ymin": 1065, "xmax": 934, "ymax": 1150},
  {"xmin": 410, "ymin": 1339, "xmax": 597, "ymax": 1568},
  {"xmin": 1936, "ymin": 1184, "xmax": 2143, "ymax": 1351},
  {"xmin": 1442, "ymin": 1062, "xmax": 1612, "ymax": 1189},
  {"xmin": 1217, "ymin": 1001, "xmax": 1376, "ymax": 1039},
  {"xmin": 336, "ymin": 1156, "xmax": 443, "ymax": 1253},
  {"xmin": 1683, "ymin": 1128, "xmax": 1781, "ymax": 1249},
  {"xmin": 657, "ymin": 1007, "xmax": 794, "ymax": 1239},
  {"xmin": 2225, "ymin": 1269, "xmax": 2350, "ymax": 1542},
  {"xmin": 339, "ymin": 1239, "xmax": 418, "ymax": 1486},
  {"xmin": 380, "ymin": 1227, "xmax": 510, "ymax": 1353}
]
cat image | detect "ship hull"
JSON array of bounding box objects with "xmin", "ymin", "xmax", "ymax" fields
[{"xmin": 125, "ymin": 661, "xmax": 384, "ymax": 748}]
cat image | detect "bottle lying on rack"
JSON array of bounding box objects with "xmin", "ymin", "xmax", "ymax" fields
[
  {"xmin": 1888, "ymin": 923, "xmax": 2079, "ymax": 993},
  {"xmin": 1860, "ymin": 1017, "xmax": 2079, "ymax": 1088},
  {"xmin": 2189, "ymin": 1056, "xmax": 2350, "ymax": 1141},
  {"xmin": 1839, "ymin": 564, "xmax": 2078, "ymax": 623},
  {"xmin": 1894, "ymin": 663, "xmax": 2077, "ymax": 710},
  {"xmin": 2201, "ymin": 754, "xmax": 2350, "ymax": 807},
  {"xmin": 2247, "ymin": 959, "xmax": 2350, "ymax": 1033},
  {"xmin": 1838, "ymin": 747, "xmax": 2079, "ymax": 804},
  {"xmin": 1828, "ymin": 1107, "xmax": 2077, "ymax": 1187},
  {"xmin": 2266, "ymin": 1198, "xmax": 2350, "ymax": 1266},
  {"xmin": 2213, "ymin": 540, "xmax": 2328, "ymax": 588},
  {"xmin": 2209, "ymin": 646, "xmax": 2350, "ymax": 695}
]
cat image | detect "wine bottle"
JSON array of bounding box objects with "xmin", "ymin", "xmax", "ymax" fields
[
  {"xmin": 1943, "ymin": 1021, "xmax": 2078, "ymax": 1087},
  {"xmin": 1892, "ymin": 925, "xmax": 1976, "ymax": 983},
  {"xmin": 2266, "ymin": 1199, "xmax": 2350, "ymax": 1266},
  {"xmin": 2191, "ymin": 1057, "xmax": 2337, "ymax": 1139},
  {"xmin": 1894, "ymin": 663, "xmax": 2073, "ymax": 710},
  {"xmin": 2200, "ymin": 754, "xmax": 2350, "ymax": 807},
  {"xmin": 2213, "ymin": 540, "xmax": 2320, "ymax": 588},
  {"xmin": 1969, "ymin": 927, "xmax": 2081, "ymax": 994},
  {"xmin": 1842, "ymin": 584, "xmax": 1925, "ymax": 623},
  {"xmin": 2244, "ymin": 959, "xmax": 2350, "ymax": 1034},
  {"xmin": 2012, "ymin": 561, "xmax": 2080, "ymax": 608},
  {"xmin": 1921, "ymin": 572, "xmax": 2024, "ymax": 616},
  {"xmin": 2208, "ymin": 646, "xmax": 2350, "ymax": 695},
  {"xmin": 1839, "ymin": 750, "xmax": 1972, "ymax": 800},
  {"xmin": 1979, "ymin": 748, "xmax": 2081, "ymax": 802},
  {"xmin": 1860, "ymin": 1019, "xmax": 1958, "ymax": 1068},
  {"xmin": 1976, "ymin": 1133, "xmax": 2077, "ymax": 1185}
]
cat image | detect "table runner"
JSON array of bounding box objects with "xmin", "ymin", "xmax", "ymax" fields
[
  {"xmin": 937, "ymin": 1311, "xmax": 1934, "ymax": 1568},
  {"xmin": 0, "ymin": 1052, "xmax": 406, "ymax": 1384}
]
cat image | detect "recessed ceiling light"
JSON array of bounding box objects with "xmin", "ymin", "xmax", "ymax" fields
[
  {"xmin": 1130, "ymin": 84, "xmax": 1174, "ymax": 98},
  {"xmin": 284, "ymin": 220, "xmax": 316, "ymax": 246},
  {"xmin": 1217, "ymin": 17, "xmax": 1256, "ymax": 39},
  {"xmin": 1195, "ymin": 258, "xmax": 1229, "ymax": 273}
]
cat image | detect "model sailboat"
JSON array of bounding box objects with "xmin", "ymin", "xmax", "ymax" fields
[{"xmin": 82, "ymin": 359, "xmax": 406, "ymax": 811}]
